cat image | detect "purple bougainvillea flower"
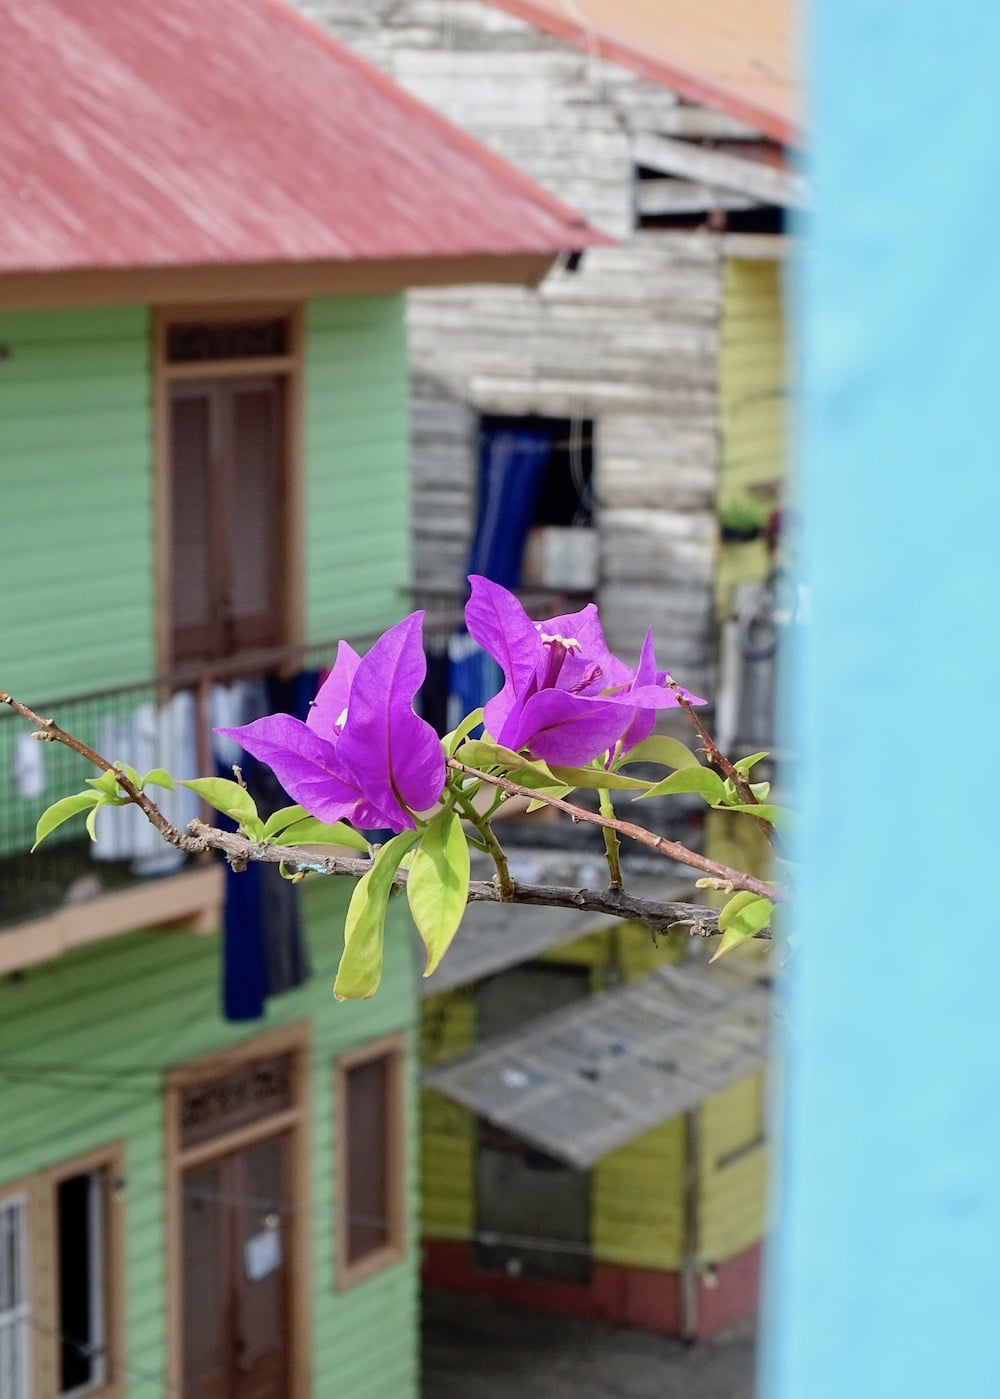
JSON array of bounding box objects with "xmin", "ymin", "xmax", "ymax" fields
[
  {"xmin": 216, "ymin": 613, "xmax": 445, "ymax": 833},
  {"xmin": 464, "ymin": 575, "xmax": 705, "ymax": 767}
]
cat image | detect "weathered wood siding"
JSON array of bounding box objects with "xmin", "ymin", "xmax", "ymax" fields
[
  {"xmin": 305, "ymin": 295, "xmax": 412, "ymax": 643},
  {"xmin": 0, "ymin": 306, "xmax": 155, "ymax": 699},
  {"xmin": 298, "ymin": 0, "xmax": 725, "ymax": 695},
  {"xmin": 0, "ymin": 878, "xmax": 420, "ymax": 1399}
]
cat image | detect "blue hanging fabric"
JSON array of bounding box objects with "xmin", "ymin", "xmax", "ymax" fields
[
  {"xmin": 448, "ymin": 423, "xmax": 556, "ymax": 726},
  {"xmin": 467, "ymin": 424, "xmax": 555, "ymax": 588},
  {"xmin": 218, "ymin": 671, "xmax": 317, "ymax": 1022}
]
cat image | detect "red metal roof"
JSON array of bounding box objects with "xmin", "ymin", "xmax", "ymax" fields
[
  {"xmin": 0, "ymin": 0, "xmax": 603, "ymax": 277},
  {"xmin": 486, "ymin": 0, "xmax": 801, "ymax": 148}
]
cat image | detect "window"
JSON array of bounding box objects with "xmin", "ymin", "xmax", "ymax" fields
[
  {"xmin": 0, "ymin": 1147, "xmax": 123, "ymax": 1399},
  {"xmin": 0, "ymin": 1192, "xmax": 31, "ymax": 1399},
  {"xmin": 155, "ymin": 310, "xmax": 301, "ymax": 671},
  {"xmin": 334, "ymin": 1035, "xmax": 406, "ymax": 1288}
]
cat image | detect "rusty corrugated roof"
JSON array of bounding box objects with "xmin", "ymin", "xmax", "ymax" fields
[
  {"xmin": 0, "ymin": 0, "xmax": 603, "ymax": 277},
  {"xmin": 487, "ymin": 0, "xmax": 801, "ymax": 147}
]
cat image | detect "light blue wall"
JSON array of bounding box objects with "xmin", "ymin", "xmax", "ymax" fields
[{"xmin": 765, "ymin": 4, "xmax": 1000, "ymax": 1397}]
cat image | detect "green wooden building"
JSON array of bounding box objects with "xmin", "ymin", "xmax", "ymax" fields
[{"xmin": 0, "ymin": 2, "xmax": 595, "ymax": 1396}]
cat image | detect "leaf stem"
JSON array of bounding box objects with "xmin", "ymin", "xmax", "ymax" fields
[
  {"xmin": 599, "ymin": 787, "xmax": 623, "ymax": 890},
  {"xmin": 455, "ymin": 791, "xmax": 514, "ymax": 900}
]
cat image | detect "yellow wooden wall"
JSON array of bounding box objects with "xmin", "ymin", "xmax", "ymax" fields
[
  {"xmin": 715, "ymin": 257, "xmax": 788, "ymax": 609},
  {"xmin": 420, "ymin": 922, "xmax": 768, "ymax": 1271}
]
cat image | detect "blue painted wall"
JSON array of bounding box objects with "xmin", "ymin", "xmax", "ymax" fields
[{"xmin": 764, "ymin": 4, "xmax": 1000, "ymax": 1396}]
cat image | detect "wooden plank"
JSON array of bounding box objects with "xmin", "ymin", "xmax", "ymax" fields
[{"xmin": 634, "ymin": 132, "xmax": 808, "ymax": 209}]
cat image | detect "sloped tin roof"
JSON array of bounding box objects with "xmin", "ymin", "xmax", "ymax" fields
[
  {"xmin": 424, "ymin": 952, "xmax": 772, "ymax": 1169},
  {"xmin": 0, "ymin": 0, "xmax": 601, "ymax": 276},
  {"xmin": 488, "ymin": 0, "xmax": 801, "ymax": 148}
]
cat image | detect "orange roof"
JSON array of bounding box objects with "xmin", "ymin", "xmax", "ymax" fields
[{"xmin": 487, "ymin": 0, "xmax": 801, "ymax": 147}]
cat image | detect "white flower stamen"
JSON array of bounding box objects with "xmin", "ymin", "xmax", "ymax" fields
[{"xmin": 539, "ymin": 631, "xmax": 582, "ymax": 652}]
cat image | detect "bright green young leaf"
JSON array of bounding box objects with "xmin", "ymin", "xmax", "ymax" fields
[
  {"xmin": 457, "ymin": 740, "xmax": 565, "ymax": 791},
  {"xmin": 525, "ymin": 787, "xmax": 574, "ymax": 813},
  {"xmin": 177, "ymin": 778, "xmax": 261, "ymax": 832},
  {"xmin": 273, "ymin": 816, "xmax": 370, "ymax": 852},
  {"xmin": 334, "ymin": 830, "xmax": 420, "ymax": 1000},
  {"xmin": 120, "ymin": 763, "xmax": 143, "ymax": 789},
  {"xmin": 716, "ymin": 802, "xmax": 790, "ymax": 826},
  {"xmin": 407, "ymin": 811, "xmax": 471, "ymax": 977},
  {"xmin": 636, "ymin": 766, "xmax": 727, "ymax": 804},
  {"xmin": 750, "ymin": 780, "xmax": 771, "ymax": 800},
  {"xmin": 86, "ymin": 768, "xmax": 128, "ymax": 802},
  {"xmin": 733, "ymin": 751, "xmax": 770, "ymax": 777},
  {"xmin": 444, "ymin": 707, "xmax": 485, "ymax": 757},
  {"xmin": 32, "ymin": 791, "xmax": 100, "ymax": 851},
  {"xmin": 616, "ymin": 736, "xmax": 701, "ymax": 771},
  {"xmin": 548, "ymin": 764, "xmax": 651, "ymax": 792},
  {"xmin": 711, "ymin": 895, "xmax": 774, "ymax": 962},
  {"xmin": 142, "ymin": 767, "xmax": 175, "ymax": 791},
  {"xmin": 85, "ymin": 801, "xmax": 102, "ymax": 843},
  {"xmin": 261, "ymin": 804, "xmax": 310, "ymax": 839},
  {"xmin": 718, "ymin": 890, "xmax": 762, "ymax": 932}
]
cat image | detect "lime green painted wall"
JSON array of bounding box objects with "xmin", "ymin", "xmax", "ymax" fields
[
  {"xmin": 0, "ymin": 306, "xmax": 155, "ymax": 698},
  {"xmin": 305, "ymin": 296, "xmax": 411, "ymax": 646},
  {"xmin": 716, "ymin": 259, "xmax": 788, "ymax": 606},
  {"xmin": 0, "ymin": 877, "xmax": 419, "ymax": 1399},
  {"xmin": 0, "ymin": 295, "xmax": 413, "ymax": 701}
]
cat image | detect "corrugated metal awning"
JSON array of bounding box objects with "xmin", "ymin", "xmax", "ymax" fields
[
  {"xmin": 423, "ymin": 952, "xmax": 771, "ymax": 1168},
  {"xmin": 419, "ymin": 874, "xmax": 695, "ymax": 997}
]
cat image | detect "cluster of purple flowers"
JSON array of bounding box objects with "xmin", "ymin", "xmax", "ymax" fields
[{"xmin": 218, "ymin": 576, "xmax": 703, "ymax": 835}]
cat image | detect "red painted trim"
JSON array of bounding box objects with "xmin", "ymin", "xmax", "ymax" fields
[
  {"xmin": 484, "ymin": 0, "xmax": 802, "ymax": 149},
  {"xmin": 422, "ymin": 1238, "xmax": 763, "ymax": 1339},
  {"xmin": 695, "ymin": 1241, "xmax": 764, "ymax": 1340}
]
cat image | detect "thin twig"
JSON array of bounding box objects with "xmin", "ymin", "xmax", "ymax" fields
[
  {"xmin": 665, "ymin": 676, "xmax": 774, "ymax": 842},
  {"xmin": 1, "ymin": 691, "xmax": 204, "ymax": 853},
  {"xmin": 447, "ymin": 759, "xmax": 782, "ymax": 902}
]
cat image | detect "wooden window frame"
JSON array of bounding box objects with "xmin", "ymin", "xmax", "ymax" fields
[
  {"xmin": 1, "ymin": 1144, "xmax": 126, "ymax": 1399},
  {"xmin": 151, "ymin": 303, "xmax": 305, "ymax": 678},
  {"xmin": 334, "ymin": 1032, "xmax": 408, "ymax": 1290},
  {"xmin": 163, "ymin": 1022, "xmax": 313, "ymax": 1399}
]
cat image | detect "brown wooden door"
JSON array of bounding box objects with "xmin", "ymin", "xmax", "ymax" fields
[
  {"xmin": 169, "ymin": 376, "xmax": 286, "ymax": 667},
  {"xmin": 181, "ymin": 1135, "xmax": 291, "ymax": 1399}
]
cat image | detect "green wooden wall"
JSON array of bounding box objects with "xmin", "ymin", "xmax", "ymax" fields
[
  {"xmin": 305, "ymin": 297, "xmax": 411, "ymax": 646},
  {"xmin": 0, "ymin": 306, "xmax": 155, "ymax": 698},
  {"xmin": 0, "ymin": 877, "xmax": 420, "ymax": 1399},
  {"xmin": 0, "ymin": 294, "xmax": 412, "ymax": 702}
]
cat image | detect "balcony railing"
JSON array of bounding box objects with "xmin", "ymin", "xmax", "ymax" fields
[{"xmin": 0, "ymin": 635, "xmax": 402, "ymax": 941}]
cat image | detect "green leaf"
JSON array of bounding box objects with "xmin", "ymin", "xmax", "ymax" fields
[
  {"xmin": 718, "ymin": 890, "xmax": 762, "ymax": 932},
  {"xmin": 407, "ymin": 811, "xmax": 471, "ymax": 977},
  {"xmin": 142, "ymin": 767, "xmax": 175, "ymax": 791},
  {"xmin": 750, "ymin": 780, "xmax": 771, "ymax": 800},
  {"xmin": 711, "ymin": 895, "xmax": 774, "ymax": 962},
  {"xmin": 334, "ymin": 831, "xmax": 420, "ymax": 1000},
  {"xmin": 87, "ymin": 769, "xmax": 125, "ymax": 799},
  {"xmin": 85, "ymin": 801, "xmax": 102, "ymax": 843},
  {"xmin": 617, "ymin": 736, "xmax": 701, "ymax": 771},
  {"xmin": 274, "ymin": 817, "xmax": 370, "ymax": 852},
  {"xmin": 457, "ymin": 740, "xmax": 563, "ymax": 790},
  {"xmin": 32, "ymin": 791, "xmax": 99, "ymax": 851},
  {"xmin": 636, "ymin": 766, "xmax": 727, "ymax": 804},
  {"xmin": 733, "ymin": 751, "xmax": 770, "ymax": 777},
  {"xmin": 716, "ymin": 802, "xmax": 790, "ymax": 826},
  {"xmin": 121, "ymin": 763, "xmax": 143, "ymax": 789},
  {"xmin": 261, "ymin": 804, "xmax": 309, "ymax": 839},
  {"xmin": 177, "ymin": 778, "xmax": 261, "ymax": 832},
  {"xmin": 548, "ymin": 764, "xmax": 651, "ymax": 792},
  {"xmin": 444, "ymin": 707, "xmax": 485, "ymax": 757}
]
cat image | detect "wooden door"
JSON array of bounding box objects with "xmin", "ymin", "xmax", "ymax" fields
[
  {"xmin": 181, "ymin": 1135, "xmax": 291, "ymax": 1399},
  {"xmin": 169, "ymin": 376, "xmax": 286, "ymax": 667}
]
